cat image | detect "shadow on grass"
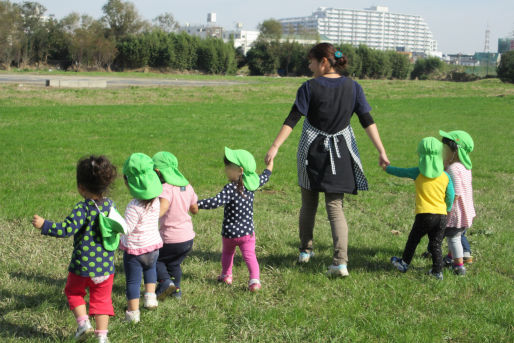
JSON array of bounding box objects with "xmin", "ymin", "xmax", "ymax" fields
[{"xmin": 0, "ymin": 320, "xmax": 57, "ymax": 340}]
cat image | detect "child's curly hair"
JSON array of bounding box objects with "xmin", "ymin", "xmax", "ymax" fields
[{"xmin": 76, "ymin": 155, "xmax": 117, "ymax": 196}]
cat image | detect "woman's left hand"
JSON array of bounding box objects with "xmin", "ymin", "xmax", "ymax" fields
[
  {"xmin": 379, "ymin": 151, "xmax": 390, "ymax": 169},
  {"xmin": 265, "ymin": 145, "xmax": 278, "ymax": 165}
]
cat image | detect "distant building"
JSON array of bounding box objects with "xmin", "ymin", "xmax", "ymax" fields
[
  {"xmin": 498, "ymin": 37, "xmax": 514, "ymax": 53},
  {"xmin": 279, "ymin": 6, "xmax": 438, "ymax": 54},
  {"xmin": 179, "ymin": 13, "xmax": 223, "ymax": 39},
  {"xmin": 222, "ymin": 24, "xmax": 260, "ymax": 54}
]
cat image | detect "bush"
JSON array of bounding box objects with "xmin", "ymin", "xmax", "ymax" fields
[
  {"xmin": 411, "ymin": 57, "xmax": 443, "ymax": 80},
  {"xmin": 246, "ymin": 41, "xmax": 278, "ymax": 75},
  {"xmin": 497, "ymin": 51, "xmax": 514, "ymax": 83}
]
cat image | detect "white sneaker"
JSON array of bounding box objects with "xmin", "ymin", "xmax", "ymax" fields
[
  {"xmin": 97, "ymin": 335, "xmax": 110, "ymax": 343},
  {"xmin": 143, "ymin": 292, "xmax": 158, "ymax": 309},
  {"xmin": 74, "ymin": 320, "xmax": 93, "ymax": 340},
  {"xmin": 327, "ymin": 264, "xmax": 349, "ymax": 277},
  {"xmin": 298, "ymin": 251, "xmax": 314, "ymax": 263},
  {"xmin": 125, "ymin": 309, "xmax": 140, "ymax": 323}
]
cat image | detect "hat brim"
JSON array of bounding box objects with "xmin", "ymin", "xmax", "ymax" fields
[
  {"xmin": 439, "ymin": 130, "xmax": 473, "ymax": 170},
  {"xmin": 242, "ymin": 172, "xmax": 260, "ymax": 191},
  {"xmin": 127, "ymin": 172, "xmax": 163, "ymax": 200},
  {"xmin": 160, "ymin": 167, "xmax": 189, "ymax": 187},
  {"xmin": 419, "ymin": 155, "xmax": 444, "ymax": 178},
  {"xmin": 224, "ymin": 147, "xmax": 239, "ymax": 166}
]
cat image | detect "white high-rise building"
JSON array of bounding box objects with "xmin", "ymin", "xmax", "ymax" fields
[{"xmin": 279, "ymin": 6, "xmax": 438, "ymax": 53}]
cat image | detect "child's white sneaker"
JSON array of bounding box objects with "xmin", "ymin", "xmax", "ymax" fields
[
  {"xmin": 74, "ymin": 320, "xmax": 93, "ymax": 340},
  {"xmin": 143, "ymin": 292, "xmax": 158, "ymax": 309},
  {"xmin": 327, "ymin": 264, "xmax": 349, "ymax": 277},
  {"xmin": 125, "ymin": 309, "xmax": 140, "ymax": 323},
  {"xmin": 97, "ymin": 335, "xmax": 110, "ymax": 343}
]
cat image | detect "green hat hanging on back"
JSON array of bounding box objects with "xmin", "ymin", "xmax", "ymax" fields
[
  {"xmin": 417, "ymin": 137, "xmax": 444, "ymax": 178},
  {"xmin": 123, "ymin": 153, "xmax": 163, "ymax": 200},
  {"xmin": 152, "ymin": 151, "xmax": 189, "ymax": 186},
  {"xmin": 96, "ymin": 202, "xmax": 129, "ymax": 251},
  {"xmin": 224, "ymin": 147, "xmax": 260, "ymax": 191},
  {"xmin": 439, "ymin": 130, "xmax": 474, "ymax": 170}
]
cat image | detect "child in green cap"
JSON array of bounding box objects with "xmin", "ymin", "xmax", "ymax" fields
[
  {"xmin": 121, "ymin": 153, "xmax": 164, "ymax": 323},
  {"xmin": 197, "ymin": 147, "xmax": 273, "ymax": 292},
  {"xmin": 32, "ymin": 155, "xmax": 118, "ymax": 343},
  {"xmin": 152, "ymin": 151, "xmax": 199, "ymax": 300},
  {"xmin": 384, "ymin": 137, "xmax": 455, "ymax": 280},
  {"xmin": 440, "ymin": 130, "xmax": 476, "ymax": 274}
]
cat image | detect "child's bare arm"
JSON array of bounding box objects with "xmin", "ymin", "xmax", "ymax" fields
[
  {"xmin": 189, "ymin": 203, "xmax": 199, "ymax": 215},
  {"xmin": 266, "ymin": 158, "xmax": 274, "ymax": 172},
  {"xmin": 159, "ymin": 198, "xmax": 170, "ymax": 218}
]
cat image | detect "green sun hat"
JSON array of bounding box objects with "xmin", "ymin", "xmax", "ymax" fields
[
  {"xmin": 152, "ymin": 151, "xmax": 189, "ymax": 187},
  {"xmin": 224, "ymin": 147, "xmax": 260, "ymax": 191},
  {"xmin": 417, "ymin": 137, "xmax": 444, "ymax": 178},
  {"xmin": 439, "ymin": 130, "xmax": 474, "ymax": 170},
  {"xmin": 123, "ymin": 153, "xmax": 163, "ymax": 200}
]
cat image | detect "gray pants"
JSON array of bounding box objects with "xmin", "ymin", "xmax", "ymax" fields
[
  {"xmin": 445, "ymin": 227, "xmax": 466, "ymax": 259},
  {"xmin": 299, "ymin": 188, "xmax": 349, "ymax": 265}
]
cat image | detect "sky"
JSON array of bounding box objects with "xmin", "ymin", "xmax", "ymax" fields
[{"xmin": 31, "ymin": 0, "xmax": 514, "ymax": 54}]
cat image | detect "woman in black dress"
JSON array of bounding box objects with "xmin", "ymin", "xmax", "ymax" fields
[{"xmin": 265, "ymin": 43, "xmax": 390, "ymax": 277}]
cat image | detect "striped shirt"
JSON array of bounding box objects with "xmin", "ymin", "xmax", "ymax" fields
[
  {"xmin": 446, "ymin": 162, "xmax": 476, "ymax": 228},
  {"xmin": 120, "ymin": 198, "xmax": 163, "ymax": 255}
]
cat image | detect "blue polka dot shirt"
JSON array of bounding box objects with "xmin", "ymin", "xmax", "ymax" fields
[
  {"xmin": 41, "ymin": 199, "xmax": 116, "ymax": 277},
  {"xmin": 198, "ymin": 170, "xmax": 271, "ymax": 238}
]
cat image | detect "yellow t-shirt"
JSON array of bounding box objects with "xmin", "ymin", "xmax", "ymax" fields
[{"xmin": 414, "ymin": 172, "xmax": 449, "ymax": 215}]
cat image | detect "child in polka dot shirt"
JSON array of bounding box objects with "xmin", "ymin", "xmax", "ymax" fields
[
  {"xmin": 198, "ymin": 147, "xmax": 273, "ymax": 292},
  {"xmin": 32, "ymin": 155, "xmax": 118, "ymax": 343}
]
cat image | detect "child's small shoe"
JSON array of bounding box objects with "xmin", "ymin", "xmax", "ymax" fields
[
  {"xmin": 96, "ymin": 335, "xmax": 110, "ymax": 343},
  {"xmin": 443, "ymin": 255, "xmax": 453, "ymax": 268},
  {"xmin": 156, "ymin": 279, "xmax": 176, "ymax": 301},
  {"xmin": 453, "ymin": 265, "xmax": 466, "ymax": 276},
  {"xmin": 74, "ymin": 320, "xmax": 93, "ymax": 340},
  {"xmin": 143, "ymin": 292, "xmax": 158, "ymax": 310},
  {"xmin": 248, "ymin": 279, "xmax": 261, "ymax": 292},
  {"xmin": 463, "ymin": 256, "xmax": 473, "ymax": 264},
  {"xmin": 171, "ymin": 288, "xmax": 182, "ymax": 299},
  {"xmin": 298, "ymin": 251, "xmax": 314, "ymax": 264},
  {"xmin": 390, "ymin": 257, "xmax": 409, "ymax": 273},
  {"xmin": 327, "ymin": 264, "xmax": 349, "ymax": 277},
  {"xmin": 217, "ymin": 274, "xmax": 233, "ymax": 285},
  {"xmin": 125, "ymin": 309, "xmax": 140, "ymax": 323},
  {"xmin": 427, "ymin": 269, "xmax": 444, "ymax": 280}
]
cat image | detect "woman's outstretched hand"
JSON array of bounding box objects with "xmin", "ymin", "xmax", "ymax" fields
[
  {"xmin": 265, "ymin": 145, "xmax": 278, "ymax": 165},
  {"xmin": 379, "ymin": 151, "xmax": 390, "ymax": 170}
]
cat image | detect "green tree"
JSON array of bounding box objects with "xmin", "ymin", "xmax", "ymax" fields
[
  {"xmin": 387, "ymin": 51, "xmax": 410, "ymax": 79},
  {"xmin": 411, "ymin": 57, "xmax": 443, "ymax": 80},
  {"xmin": 102, "ymin": 0, "xmax": 146, "ymax": 39},
  {"xmin": 246, "ymin": 40, "xmax": 278, "ymax": 75},
  {"xmin": 497, "ymin": 51, "xmax": 514, "ymax": 83},
  {"xmin": 153, "ymin": 12, "xmax": 179, "ymax": 33},
  {"xmin": 258, "ymin": 19, "xmax": 283, "ymax": 41}
]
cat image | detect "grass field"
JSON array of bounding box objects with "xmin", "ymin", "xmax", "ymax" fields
[{"xmin": 0, "ymin": 77, "xmax": 513, "ymax": 342}]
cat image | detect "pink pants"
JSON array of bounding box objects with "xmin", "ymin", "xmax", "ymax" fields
[{"xmin": 221, "ymin": 233, "xmax": 260, "ymax": 280}]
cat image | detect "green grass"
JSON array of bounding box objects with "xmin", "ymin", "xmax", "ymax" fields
[{"xmin": 0, "ymin": 78, "xmax": 513, "ymax": 342}]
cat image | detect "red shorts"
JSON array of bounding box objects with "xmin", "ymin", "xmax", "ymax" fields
[{"xmin": 64, "ymin": 272, "xmax": 114, "ymax": 316}]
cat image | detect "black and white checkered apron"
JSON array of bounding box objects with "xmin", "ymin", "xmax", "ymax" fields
[{"xmin": 297, "ymin": 118, "xmax": 368, "ymax": 191}]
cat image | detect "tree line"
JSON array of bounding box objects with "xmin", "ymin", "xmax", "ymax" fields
[
  {"xmin": 3, "ymin": 2, "xmax": 510, "ymax": 81},
  {"xmin": 0, "ymin": 0, "xmax": 236, "ymax": 73}
]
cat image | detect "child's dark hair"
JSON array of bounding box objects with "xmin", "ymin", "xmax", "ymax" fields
[
  {"xmin": 224, "ymin": 156, "xmax": 246, "ymax": 196},
  {"xmin": 308, "ymin": 43, "xmax": 348, "ymax": 74},
  {"xmin": 442, "ymin": 137, "xmax": 458, "ymax": 152},
  {"xmin": 77, "ymin": 155, "xmax": 117, "ymax": 196}
]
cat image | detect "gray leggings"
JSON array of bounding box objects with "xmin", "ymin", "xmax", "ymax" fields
[
  {"xmin": 445, "ymin": 227, "xmax": 466, "ymax": 259},
  {"xmin": 299, "ymin": 188, "xmax": 349, "ymax": 265}
]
